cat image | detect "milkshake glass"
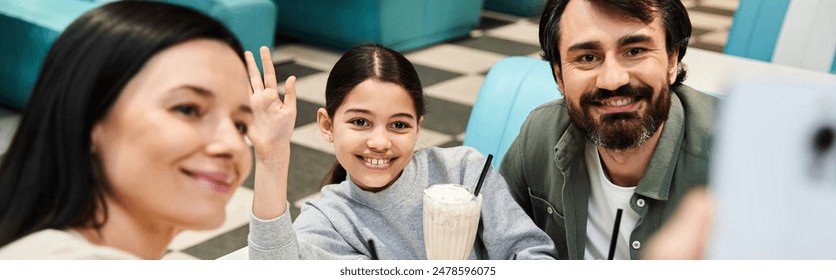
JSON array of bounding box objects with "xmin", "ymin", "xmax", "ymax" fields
[{"xmin": 423, "ymin": 184, "xmax": 482, "ymax": 260}]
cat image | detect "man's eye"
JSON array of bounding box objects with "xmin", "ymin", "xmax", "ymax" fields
[
  {"xmin": 578, "ymin": 55, "xmax": 596, "ymax": 63},
  {"xmin": 626, "ymin": 48, "xmax": 646, "ymax": 56}
]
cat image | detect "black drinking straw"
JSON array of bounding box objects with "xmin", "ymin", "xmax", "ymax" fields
[
  {"xmin": 607, "ymin": 208, "xmax": 624, "ymax": 260},
  {"xmin": 367, "ymin": 239, "xmax": 378, "ymax": 260},
  {"xmin": 473, "ymin": 154, "xmax": 493, "ymax": 197}
]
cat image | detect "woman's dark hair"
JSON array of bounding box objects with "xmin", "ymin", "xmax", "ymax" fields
[
  {"xmin": 0, "ymin": 1, "xmax": 244, "ymax": 247},
  {"xmin": 320, "ymin": 44, "xmax": 426, "ymax": 187},
  {"xmin": 539, "ymin": 0, "xmax": 691, "ymax": 87}
]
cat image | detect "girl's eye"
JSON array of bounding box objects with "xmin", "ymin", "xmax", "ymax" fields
[
  {"xmin": 350, "ymin": 119, "xmax": 369, "ymax": 127},
  {"xmin": 391, "ymin": 121, "xmax": 410, "ymax": 130},
  {"xmin": 173, "ymin": 104, "xmax": 200, "ymax": 117},
  {"xmin": 235, "ymin": 122, "xmax": 248, "ymax": 134}
]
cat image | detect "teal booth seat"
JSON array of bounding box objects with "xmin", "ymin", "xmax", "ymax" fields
[
  {"xmin": 0, "ymin": 0, "xmax": 98, "ymax": 109},
  {"xmin": 463, "ymin": 56, "xmax": 560, "ymax": 167},
  {"xmin": 272, "ymin": 0, "xmax": 483, "ymax": 52},
  {"xmin": 147, "ymin": 0, "xmax": 277, "ymax": 56},
  {"xmin": 725, "ymin": 0, "xmax": 836, "ymax": 74},
  {"xmin": 484, "ymin": 0, "xmax": 546, "ymax": 17},
  {"xmin": 0, "ymin": 0, "xmax": 277, "ymax": 110}
]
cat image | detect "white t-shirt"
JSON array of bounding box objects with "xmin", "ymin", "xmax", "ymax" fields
[
  {"xmin": 583, "ymin": 143, "xmax": 640, "ymax": 260},
  {"xmin": 0, "ymin": 229, "xmax": 139, "ymax": 259}
]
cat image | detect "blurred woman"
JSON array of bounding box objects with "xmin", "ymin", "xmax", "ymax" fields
[{"xmin": 0, "ymin": 1, "xmax": 292, "ymax": 259}]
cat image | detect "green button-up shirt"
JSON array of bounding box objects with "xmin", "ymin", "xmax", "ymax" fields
[{"xmin": 500, "ymin": 84, "xmax": 718, "ymax": 259}]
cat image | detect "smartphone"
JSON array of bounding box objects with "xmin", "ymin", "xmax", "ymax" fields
[{"xmin": 706, "ymin": 78, "xmax": 836, "ymax": 259}]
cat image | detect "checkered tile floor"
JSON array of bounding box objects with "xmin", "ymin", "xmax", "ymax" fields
[{"xmin": 0, "ymin": 0, "xmax": 739, "ymax": 260}]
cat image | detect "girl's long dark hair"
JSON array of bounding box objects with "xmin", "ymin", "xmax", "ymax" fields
[
  {"xmin": 0, "ymin": 1, "xmax": 244, "ymax": 247},
  {"xmin": 319, "ymin": 44, "xmax": 426, "ymax": 187}
]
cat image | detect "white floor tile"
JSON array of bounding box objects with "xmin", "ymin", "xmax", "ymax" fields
[
  {"xmin": 167, "ymin": 187, "xmax": 253, "ymax": 251},
  {"xmin": 275, "ymin": 44, "xmax": 342, "ymax": 71},
  {"xmin": 416, "ymin": 128, "xmax": 455, "ymax": 150},
  {"xmin": 481, "ymin": 10, "xmax": 525, "ymax": 23},
  {"xmin": 162, "ymin": 251, "xmax": 200, "ymax": 260},
  {"xmin": 689, "ymin": 10, "xmax": 734, "ymax": 31},
  {"xmin": 0, "ymin": 107, "xmax": 20, "ymax": 156},
  {"xmin": 486, "ymin": 21, "xmax": 542, "ymax": 47},
  {"xmin": 291, "ymin": 123, "xmax": 333, "ymax": 154},
  {"xmin": 700, "ymin": 30, "xmax": 730, "ymax": 47},
  {"xmin": 424, "ymin": 75, "xmax": 485, "ymax": 106},
  {"xmin": 700, "ymin": 0, "xmax": 739, "ymax": 11},
  {"xmin": 406, "ymin": 44, "xmax": 505, "ymax": 75},
  {"xmin": 287, "ymin": 72, "xmax": 329, "ymax": 105}
]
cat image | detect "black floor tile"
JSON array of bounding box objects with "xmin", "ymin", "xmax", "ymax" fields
[
  {"xmin": 413, "ymin": 64, "xmax": 463, "ymax": 87},
  {"xmin": 183, "ymin": 224, "xmax": 249, "ymax": 260},
  {"xmin": 242, "ymin": 146, "xmax": 256, "ymax": 190},
  {"xmin": 276, "ymin": 62, "xmax": 323, "ymax": 82},
  {"xmin": 691, "ymin": 26, "xmax": 714, "ymax": 38},
  {"xmin": 477, "ymin": 15, "xmax": 516, "ymax": 30},
  {"xmin": 275, "ymin": 33, "xmax": 304, "ymax": 46},
  {"xmin": 439, "ymin": 140, "xmax": 464, "ymax": 148},
  {"xmin": 526, "ymin": 14, "xmax": 541, "ymax": 24},
  {"xmin": 295, "ymin": 98, "xmax": 322, "ymax": 127},
  {"xmin": 288, "ymin": 144, "xmax": 336, "ymax": 220},
  {"xmin": 454, "ymin": 36, "xmax": 541, "ymax": 56},
  {"xmin": 422, "ymin": 96, "xmax": 472, "ymax": 135}
]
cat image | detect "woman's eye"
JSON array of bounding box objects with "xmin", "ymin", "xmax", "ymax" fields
[
  {"xmin": 235, "ymin": 122, "xmax": 248, "ymax": 134},
  {"xmin": 173, "ymin": 104, "xmax": 200, "ymax": 117}
]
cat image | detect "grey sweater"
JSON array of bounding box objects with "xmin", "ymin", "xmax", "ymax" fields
[{"xmin": 249, "ymin": 146, "xmax": 556, "ymax": 260}]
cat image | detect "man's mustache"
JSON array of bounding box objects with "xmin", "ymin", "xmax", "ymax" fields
[{"xmin": 581, "ymin": 84, "xmax": 654, "ymax": 104}]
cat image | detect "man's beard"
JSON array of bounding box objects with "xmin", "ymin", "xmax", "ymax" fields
[{"xmin": 566, "ymin": 83, "xmax": 671, "ymax": 150}]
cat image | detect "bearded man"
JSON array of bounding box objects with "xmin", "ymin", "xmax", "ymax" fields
[{"xmin": 500, "ymin": 0, "xmax": 718, "ymax": 260}]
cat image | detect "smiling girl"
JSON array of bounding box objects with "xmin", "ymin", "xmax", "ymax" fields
[{"xmin": 247, "ymin": 44, "xmax": 555, "ymax": 260}]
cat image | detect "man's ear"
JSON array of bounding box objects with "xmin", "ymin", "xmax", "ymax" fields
[
  {"xmin": 316, "ymin": 108, "xmax": 334, "ymax": 143},
  {"xmin": 668, "ymin": 50, "xmax": 680, "ymax": 85},
  {"xmin": 553, "ymin": 64, "xmax": 566, "ymax": 94}
]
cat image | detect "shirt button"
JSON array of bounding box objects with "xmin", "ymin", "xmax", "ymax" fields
[
  {"xmin": 632, "ymin": 241, "xmax": 641, "ymax": 249},
  {"xmin": 637, "ymin": 198, "xmax": 646, "ymax": 208},
  {"xmin": 547, "ymin": 207, "xmax": 554, "ymax": 214}
]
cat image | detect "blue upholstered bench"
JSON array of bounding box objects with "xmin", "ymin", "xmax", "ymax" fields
[
  {"xmin": 484, "ymin": 0, "xmax": 546, "ymax": 17},
  {"xmin": 463, "ymin": 56, "xmax": 560, "ymax": 166},
  {"xmin": 272, "ymin": 0, "xmax": 483, "ymax": 52},
  {"xmin": 726, "ymin": 0, "xmax": 835, "ymax": 74},
  {"xmin": 0, "ymin": 0, "xmax": 277, "ymax": 109}
]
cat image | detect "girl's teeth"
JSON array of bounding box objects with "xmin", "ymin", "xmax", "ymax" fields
[{"xmin": 365, "ymin": 158, "xmax": 390, "ymax": 165}]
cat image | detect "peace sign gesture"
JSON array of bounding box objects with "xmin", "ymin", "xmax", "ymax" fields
[{"xmin": 245, "ymin": 46, "xmax": 297, "ymax": 161}]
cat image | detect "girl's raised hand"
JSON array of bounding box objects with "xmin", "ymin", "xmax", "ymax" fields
[{"xmin": 245, "ymin": 46, "xmax": 297, "ymax": 161}]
